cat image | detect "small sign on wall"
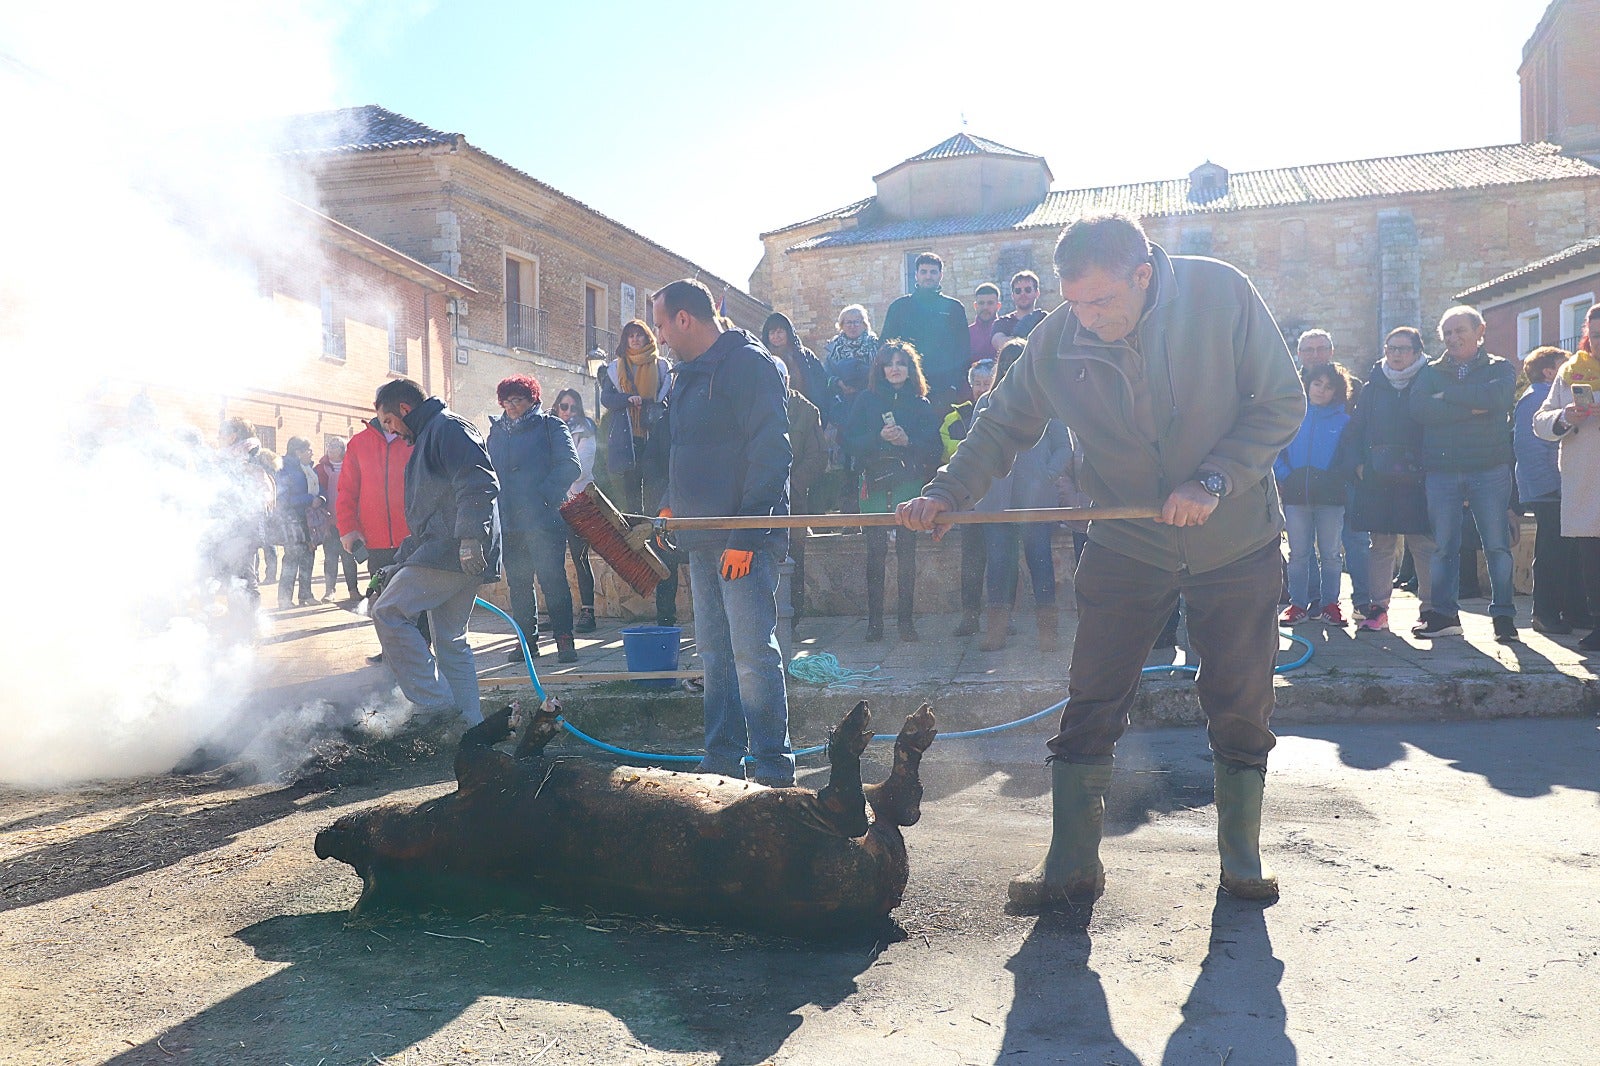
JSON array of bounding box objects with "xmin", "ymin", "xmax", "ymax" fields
[{"xmin": 456, "ymin": 345, "xmax": 468, "ymax": 365}]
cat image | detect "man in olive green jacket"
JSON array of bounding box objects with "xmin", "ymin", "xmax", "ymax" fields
[{"xmin": 899, "ymin": 213, "xmax": 1305, "ymax": 908}]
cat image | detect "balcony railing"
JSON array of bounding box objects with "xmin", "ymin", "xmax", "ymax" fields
[
  {"xmin": 586, "ymin": 323, "xmax": 616, "ymax": 358},
  {"xmin": 1560, "ymin": 333, "xmax": 1585, "ymax": 353},
  {"xmin": 507, "ymin": 302, "xmax": 548, "ymax": 352}
]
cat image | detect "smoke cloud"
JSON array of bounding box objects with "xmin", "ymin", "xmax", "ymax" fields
[{"xmin": 0, "ymin": 2, "xmax": 401, "ymax": 787}]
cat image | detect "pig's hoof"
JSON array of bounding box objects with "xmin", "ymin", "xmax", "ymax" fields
[
  {"xmin": 833, "ymin": 701, "xmax": 873, "ymax": 759},
  {"xmin": 898, "ymin": 705, "xmax": 937, "ymax": 753}
]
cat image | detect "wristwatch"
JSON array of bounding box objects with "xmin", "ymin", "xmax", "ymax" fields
[{"xmin": 1197, "ymin": 471, "xmax": 1228, "ymax": 498}]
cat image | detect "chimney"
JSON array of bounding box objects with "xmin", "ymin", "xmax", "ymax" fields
[{"xmin": 1188, "ymin": 161, "xmax": 1229, "ymax": 203}]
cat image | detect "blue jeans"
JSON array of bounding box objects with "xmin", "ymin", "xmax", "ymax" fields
[
  {"xmin": 1426, "ymin": 466, "xmax": 1515, "ymax": 619},
  {"xmin": 1284, "ymin": 504, "xmax": 1344, "ymax": 609},
  {"xmin": 1341, "ymin": 519, "xmax": 1371, "ymax": 607},
  {"xmin": 686, "ymin": 547, "xmax": 793, "ymax": 782},
  {"xmin": 985, "ymin": 523, "xmax": 1058, "ymax": 607}
]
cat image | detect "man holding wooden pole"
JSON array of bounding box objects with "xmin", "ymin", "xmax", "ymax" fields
[
  {"xmin": 651, "ymin": 279, "xmax": 795, "ymax": 787},
  {"xmin": 898, "ymin": 213, "xmax": 1305, "ymax": 907}
]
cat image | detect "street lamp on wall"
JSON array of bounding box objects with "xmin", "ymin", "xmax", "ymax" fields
[{"xmin": 585, "ymin": 347, "xmax": 607, "ymax": 416}]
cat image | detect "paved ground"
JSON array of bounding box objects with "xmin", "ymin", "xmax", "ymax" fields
[
  {"xmin": 3, "ymin": 715, "xmax": 1595, "ymax": 1065},
  {"xmin": 246, "ymin": 573, "xmax": 1599, "ymax": 754}
]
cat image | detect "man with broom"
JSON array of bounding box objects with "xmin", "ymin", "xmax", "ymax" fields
[
  {"xmin": 897, "ymin": 213, "xmax": 1304, "ymax": 906},
  {"xmin": 650, "ymin": 279, "xmax": 795, "ymax": 786}
]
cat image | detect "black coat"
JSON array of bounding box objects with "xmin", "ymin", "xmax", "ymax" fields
[
  {"xmin": 843, "ymin": 384, "xmax": 942, "ymax": 487},
  {"xmin": 486, "ymin": 410, "xmax": 579, "ymax": 536},
  {"xmin": 1341, "ymin": 360, "xmax": 1430, "ymax": 535},
  {"xmin": 395, "ymin": 398, "xmax": 502, "ymax": 580},
  {"xmin": 663, "ymin": 329, "xmax": 792, "ymax": 556}
]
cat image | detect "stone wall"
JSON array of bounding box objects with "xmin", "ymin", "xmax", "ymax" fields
[
  {"xmin": 306, "ymin": 145, "xmax": 769, "ymax": 432},
  {"xmin": 757, "ymin": 180, "xmax": 1600, "ymax": 373}
]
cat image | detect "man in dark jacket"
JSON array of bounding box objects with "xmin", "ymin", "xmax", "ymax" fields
[
  {"xmin": 371, "ymin": 378, "xmax": 502, "ymax": 725},
  {"xmin": 899, "ymin": 213, "xmax": 1304, "ymax": 908},
  {"xmin": 652, "ymin": 279, "xmax": 794, "ymax": 786},
  {"xmin": 487, "ymin": 374, "xmax": 581, "ymax": 664},
  {"xmin": 881, "ymin": 251, "xmax": 969, "ymax": 409},
  {"xmin": 990, "ymin": 270, "xmax": 1048, "ymax": 352},
  {"xmin": 1408, "ymin": 306, "xmax": 1520, "ymax": 643}
]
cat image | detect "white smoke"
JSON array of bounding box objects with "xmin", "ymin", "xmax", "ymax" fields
[{"xmin": 0, "ymin": 2, "xmax": 398, "ymax": 787}]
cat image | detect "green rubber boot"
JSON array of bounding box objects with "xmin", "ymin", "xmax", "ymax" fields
[
  {"xmin": 1008, "ymin": 760, "xmax": 1114, "ymax": 908},
  {"xmin": 1215, "ymin": 758, "xmax": 1280, "ymax": 900}
]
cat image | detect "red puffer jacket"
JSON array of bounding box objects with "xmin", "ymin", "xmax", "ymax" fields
[{"xmin": 335, "ymin": 421, "xmax": 413, "ymax": 550}]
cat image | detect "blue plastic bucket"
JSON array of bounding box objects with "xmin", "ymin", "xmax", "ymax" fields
[{"xmin": 619, "ymin": 625, "xmax": 683, "ymax": 688}]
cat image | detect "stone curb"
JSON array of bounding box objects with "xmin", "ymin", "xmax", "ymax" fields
[{"xmin": 481, "ymin": 673, "xmax": 1600, "ymax": 758}]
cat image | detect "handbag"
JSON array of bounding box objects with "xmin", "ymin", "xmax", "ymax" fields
[
  {"xmin": 862, "ymin": 455, "xmax": 909, "ymax": 491},
  {"xmin": 1366, "ymin": 444, "xmax": 1424, "ymax": 482}
]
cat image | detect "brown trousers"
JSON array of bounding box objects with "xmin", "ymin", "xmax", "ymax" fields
[{"xmin": 1050, "ymin": 539, "xmax": 1282, "ymax": 768}]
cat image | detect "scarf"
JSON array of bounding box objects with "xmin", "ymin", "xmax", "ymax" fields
[
  {"xmin": 621, "ymin": 343, "xmax": 660, "ymax": 438},
  {"xmin": 298, "ymin": 459, "xmax": 317, "ymax": 496},
  {"xmin": 1382, "ymin": 357, "xmax": 1425, "ymax": 389}
]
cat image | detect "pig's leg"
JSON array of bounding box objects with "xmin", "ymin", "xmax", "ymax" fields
[
  {"xmin": 864, "ymin": 704, "xmax": 936, "ymax": 827},
  {"xmin": 513, "ymin": 698, "xmax": 565, "ymax": 761},
  {"xmin": 809, "ymin": 700, "xmax": 872, "ymax": 838}
]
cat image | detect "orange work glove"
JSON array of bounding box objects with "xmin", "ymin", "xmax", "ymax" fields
[
  {"xmin": 659, "ymin": 507, "xmax": 673, "ymax": 519},
  {"xmin": 720, "ymin": 549, "xmax": 753, "ymax": 581}
]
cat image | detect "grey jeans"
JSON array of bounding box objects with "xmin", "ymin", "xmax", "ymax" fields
[
  {"xmin": 1368, "ymin": 532, "xmax": 1436, "ymax": 614},
  {"xmin": 373, "ymin": 563, "xmax": 484, "ymax": 724},
  {"xmin": 1051, "ymin": 539, "xmax": 1282, "ymax": 768}
]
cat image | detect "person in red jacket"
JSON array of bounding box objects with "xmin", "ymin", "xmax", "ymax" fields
[{"xmin": 338, "ymin": 413, "xmax": 424, "ymax": 662}]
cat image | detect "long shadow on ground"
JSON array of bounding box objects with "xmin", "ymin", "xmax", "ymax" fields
[{"xmin": 102, "ymin": 908, "xmax": 876, "ymax": 1066}]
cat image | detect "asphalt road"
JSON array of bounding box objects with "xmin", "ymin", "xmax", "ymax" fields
[{"xmin": 3, "ymin": 715, "xmax": 1596, "ymax": 1065}]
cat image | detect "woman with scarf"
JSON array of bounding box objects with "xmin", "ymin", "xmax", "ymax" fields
[
  {"xmin": 553, "ymin": 387, "xmax": 600, "ymax": 633},
  {"xmin": 599, "ymin": 320, "xmax": 672, "ymax": 514},
  {"xmin": 824, "ymin": 304, "xmax": 880, "ymax": 381},
  {"xmin": 488, "ymin": 374, "xmax": 582, "ymax": 663},
  {"xmin": 1340, "ymin": 328, "xmax": 1437, "ymax": 633},
  {"xmin": 1534, "ymin": 302, "xmax": 1600, "ymax": 652},
  {"xmin": 844, "ymin": 340, "xmax": 941, "ymax": 642},
  {"xmin": 274, "ymin": 436, "xmax": 319, "ymax": 608}
]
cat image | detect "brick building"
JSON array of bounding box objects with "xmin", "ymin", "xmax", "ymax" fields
[
  {"xmin": 280, "ymin": 106, "xmax": 770, "ymax": 430},
  {"xmin": 1457, "ymin": 236, "xmax": 1599, "ymax": 359},
  {"xmin": 102, "ymin": 200, "xmax": 470, "ymax": 454},
  {"xmin": 753, "ymin": 0, "xmax": 1600, "ymax": 377}
]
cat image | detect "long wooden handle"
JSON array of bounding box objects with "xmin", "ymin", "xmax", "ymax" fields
[{"xmin": 657, "ymin": 506, "xmax": 1160, "ymax": 531}]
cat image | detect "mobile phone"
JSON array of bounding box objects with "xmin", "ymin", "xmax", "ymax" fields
[
  {"xmin": 1574, "ymin": 383, "xmax": 1593, "ymax": 408},
  {"xmin": 881, "ymin": 411, "xmax": 898, "ymax": 428}
]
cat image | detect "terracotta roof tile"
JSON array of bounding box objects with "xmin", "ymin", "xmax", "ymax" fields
[
  {"xmin": 1456, "ymin": 234, "xmax": 1600, "ymax": 302},
  {"xmin": 786, "ymin": 142, "xmax": 1600, "ymax": 251}
]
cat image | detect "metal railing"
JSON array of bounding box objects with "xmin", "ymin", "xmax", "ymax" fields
[
  {"xmin": 1560, "ymin": 333, "xmax": 1585, "ymax": 353},
  {"xmin": 586, "ymin": 323, "xmax": 616, "ymax": 357},
  {"xmin": 507, "ymin": 302, "xmax": 548, "ymax": 352}
]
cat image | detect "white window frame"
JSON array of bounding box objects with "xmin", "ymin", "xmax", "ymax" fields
[
  {"xmin": 1517, "ymin": 308, "xmax": 1543, "ymax": 357},
  {"xmin": 1559, "ymin": 293, "xmax": 1594, "ymax": 348},
  {"xmin": 320, "ymin": 284, "xmax": 343, "ymax": 360}
]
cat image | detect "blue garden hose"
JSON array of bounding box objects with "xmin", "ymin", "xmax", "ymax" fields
[{"xmin": 474, "ymin": 598, "xmax": 1314, "ymax": 763}]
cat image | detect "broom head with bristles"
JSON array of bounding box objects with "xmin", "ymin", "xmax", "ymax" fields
[{"xmin": 560, "ymin": 483, "xmax": 671, "ymax": 596}]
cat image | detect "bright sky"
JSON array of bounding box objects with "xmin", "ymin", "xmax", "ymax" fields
[{"xmin": 336, "ymin": 0, "xmax": 1561, "ymax": 288}]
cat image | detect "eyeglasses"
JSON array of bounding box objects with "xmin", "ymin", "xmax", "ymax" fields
[
  {"xmin": 1383, "ymin": 344, "xmax": 1416, "ymax": 353},
  {"xmin": 556, "ymin": 402, "xmax": 576, "ymax": 411},
  {"xmin": 1012, "ymin": 286, "xmax": 1035, "ymax": 294}
]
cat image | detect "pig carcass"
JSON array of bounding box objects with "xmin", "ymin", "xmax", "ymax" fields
[{"xmin": 314, "ymin": 699, "xmax": 937, "ymax": 930}]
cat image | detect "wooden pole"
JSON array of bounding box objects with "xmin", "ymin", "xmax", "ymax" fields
[{"xmin": 656, "ymin": 505, "xmax": 1159, "ymax": 531}]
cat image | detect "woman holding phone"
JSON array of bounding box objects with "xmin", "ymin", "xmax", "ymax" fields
[
  {"xmin": 844, "ymin": 340, "xmax": 941, "ymax": 642},
  {"xmin": 1533, "ymin": 302, "xmax": 1600, "ymax": 651}
]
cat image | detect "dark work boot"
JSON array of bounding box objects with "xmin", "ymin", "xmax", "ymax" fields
[
  {"xmin": 555, "ymin": 634, "xmax": 578, "ymax": 664},
  {"xmin": 1009, "ymin": 760, "xmax": 1113, "ymax": 908},
  {"xmin": 1215, "ymin": 758, "xmax": 1279, "ymax": 900},
  {"xmin": 953, "ymin": 609, "xmax": 981, "ymax": 637},
  {"xmin": 574, "ymin": 605, "xmax": 597, "ymax": 633}
]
